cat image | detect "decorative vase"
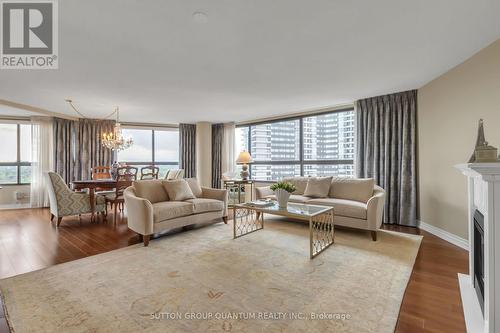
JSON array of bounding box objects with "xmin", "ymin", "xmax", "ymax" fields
[
  {"xmin": 275, "ymin": 189, "xmax": 291, "ymax": 208},
  {"xmin": 110, "ymin": 161, "xmax": 119, "ymax": 180}
]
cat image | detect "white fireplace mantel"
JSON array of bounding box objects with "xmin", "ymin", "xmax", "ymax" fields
[{"xmin": 456, "ymin": 163, "xmax": 500, "ymax": 333}]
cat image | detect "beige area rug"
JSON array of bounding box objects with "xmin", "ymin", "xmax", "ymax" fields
[{"xmin": 0, "ymin": 217, "xmax": 422, "ymax": 333}]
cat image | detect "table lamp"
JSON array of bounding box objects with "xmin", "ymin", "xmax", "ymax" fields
[{"xmin": 236, "ymin": 151, "xmax": 253, "ymax": 180}]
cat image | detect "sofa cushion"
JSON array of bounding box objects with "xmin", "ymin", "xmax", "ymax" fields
[
  {"xmin": 283, "ymin": 177, "xmax": 309, "ymax": 195},
  {"xmin": 162, "ymin": 179, "xmax": 196, "ymax": 201},
  {"xmin": 329, "ymin": 177, "xmax": 374, "ymax": 203},
  {"xmin": 288, "ymin": 195, "xmax": 311, "ymax": 203},
  {"xmin": 185, "ymin": 198, "xmax": 223, "ymax": 214},
  {"xmin": 304, "ymin": 177, "xmax": 333, "ymax": 198},
  {"xmin": 185, "ymin": 178, "xmax": 203, "ymax": 197},
  {"xmin": 133, "ymin": 180, "xmax": 169, "ymax": 203},
  {"xmin": 152, "ymin": 201, "xmax": 194, "ymax": 222},
  {"xmin": 307, "ymin": 198, "xmax": 367, "ymax": 220}
]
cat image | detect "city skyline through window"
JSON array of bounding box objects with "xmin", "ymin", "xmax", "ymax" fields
[{"xmin": 236, "ymin": 109, "xmax": 355, "ymax": 181}]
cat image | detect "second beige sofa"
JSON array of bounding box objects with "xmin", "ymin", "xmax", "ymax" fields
[{"xmin": 256, "ymin": 177, "xmax": 385, "ymax": 241}]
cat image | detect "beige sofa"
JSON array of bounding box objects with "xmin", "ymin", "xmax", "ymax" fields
[
  {"xmin": 256, "ymin": 177, "xmax": 385, "ymax": 241},
  {"xmin": 124, "ymin": 178, "xmax": 228, "ymax": 246}
]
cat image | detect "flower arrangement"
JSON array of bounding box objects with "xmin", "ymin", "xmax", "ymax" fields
[
  {"xmin": 270, "ymin": 181, "xmax": 296, "ymax": 208},
  {"xmin": 270, "ymin": 181, "xmax": 296, "ymax": 193}
]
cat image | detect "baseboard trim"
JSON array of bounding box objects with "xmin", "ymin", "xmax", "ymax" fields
[
  {"xmin": 0, "ymin": 203, "xmax": 31, "ymax": 210},
  {"xmin": 417, "ymin": 220, "xmax": 469, "ymax": 251}
]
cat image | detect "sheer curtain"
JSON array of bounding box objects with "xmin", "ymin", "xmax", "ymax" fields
[
  {"xmin": 221, "ymin": 123, "xmax": 236, "ymax": 177},
  {"xmin": 30, "ymin": 116, "xmax": 54, "ymax": 208}
]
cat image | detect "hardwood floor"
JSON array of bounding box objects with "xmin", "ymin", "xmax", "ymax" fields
[
  {"xmin": 383, "ymin": 224, "xmax": 469, "ymax": 333},
  {"xmin": 0, "ymin": 208, "xmax": 468, "ymax": 332}
]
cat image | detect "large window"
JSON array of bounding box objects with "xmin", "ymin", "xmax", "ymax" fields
[
  {"xmin": 117, "ymin": 127, "xmax": 179, "ymax": 178},
  {"xmin": 237, "ymin": 109, "xmax": 355, "ymax": 181},
  {"xmin": 0, "ymin": 123, "xmax": 32, "ymax": 184}
]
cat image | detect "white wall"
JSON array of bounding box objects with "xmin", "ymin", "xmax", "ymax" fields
[
  {"xmin": 418, "ymin": 39, "xmax": 500, "ymax": 239},
  {"xmin": 0, "ymin": 184, "xmax": 30, "ymax": 208}
]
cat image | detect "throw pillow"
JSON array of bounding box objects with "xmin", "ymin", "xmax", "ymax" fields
[
  {"xmin": 282, "ymin": 176, "xmax": 310, "ymax": 195},
  {"xmin": 162, "ymin": 179, "xmax": 196, "ymax": 201},
  {"xmin": 329, "ymin": 177, "xmax": 375, "ymax": 203},
  {"xmin": 133, "ymin": 180, "xmax": 169, "ymax": 203},
  {"xmin": 304, "ymin": 177, "xmax": 333, "ymax": 198},
  {"xmin": 185, "ymin": 178, "xmax": 203, "ymax": 197}
]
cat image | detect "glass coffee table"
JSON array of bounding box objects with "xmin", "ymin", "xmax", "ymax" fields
[{"xmin": 233, "ymin": 201, "xmax": 335, "ymax": 259}]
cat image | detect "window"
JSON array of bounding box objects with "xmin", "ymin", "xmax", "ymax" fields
[
  {"xmin": 302, "ymin": 111, "xmax": 355, "ymax": 177},
  {"xmin": 0, "ymin": 123, "xmax": 32, "ymax": 184},
  {"xmin": 117, "ymin": 127, "xmax": 179, "ymax": 178},
  {"xmin": 236, "ymin": 109, "xmax": 355, "ymax": 181}
]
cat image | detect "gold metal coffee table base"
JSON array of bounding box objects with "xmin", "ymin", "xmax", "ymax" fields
[{"xmin": 233, "ymin": 202, "xmax": 335, "ymax": 259}]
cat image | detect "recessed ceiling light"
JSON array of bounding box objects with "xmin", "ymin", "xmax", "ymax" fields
[{"xmin": 192, "ymin": 12, "xmax": 208, "ymax": 24}]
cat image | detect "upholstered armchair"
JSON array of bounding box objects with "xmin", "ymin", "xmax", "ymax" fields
[{"xmin": 45, "ymin": 172, "xmax": 106, "ymax": 226}]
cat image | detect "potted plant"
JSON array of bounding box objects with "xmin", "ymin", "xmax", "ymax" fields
[{"xmin": 270, "ymin": 181, "xmax": 296, "ymax": 208}]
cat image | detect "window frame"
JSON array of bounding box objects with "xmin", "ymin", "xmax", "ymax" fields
[
  {"xmin": 116, "ymin": 126, "xmax": 179, "ymax": 172},
  {"xmin": 237, "ymin": 107, "xmax": 355, "ymax": 181},
  {"xmin": 0, "ymin": 122, "xmax": 31, "ymax": 186}
]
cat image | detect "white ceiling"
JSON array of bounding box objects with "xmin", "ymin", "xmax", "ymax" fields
[{"xmin": 1, "ymin": 0, "xmax": 500, "ymax": 123}]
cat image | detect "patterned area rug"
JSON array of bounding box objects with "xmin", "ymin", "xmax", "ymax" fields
[{"xmin": 0, "ymin": 218, "xmax": 421, "ymax": 333}]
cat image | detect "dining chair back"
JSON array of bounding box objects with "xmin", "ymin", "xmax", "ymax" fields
[
  {"xmin": 91, "ymin": 166, "xmax": 111, "ymax": 180},
  {"xmin": 140, "ymin": 166, "xmax": 159, "ymax": 180},
  {"xmin": 106, "ymin": 166, "xmax": 137, "ymax": 225},
  {"xmin": 92, "ymin": 166, "xmax": 112, "ymax": 192},
  {"xmin": 116, "ymin": 166, "xmax": 137, "ymax": 195}
]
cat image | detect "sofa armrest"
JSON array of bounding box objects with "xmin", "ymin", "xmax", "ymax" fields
[
  {"xmin": 366, "ymin": 188, "xmax": 386, "ymax": 230},
  {"xmin": 201, "ymin": 187, "xmax": 228, "ymax": 217},
  {"xmin": 255, "ymin": 186, "xmax": 273, "ymax": 200},
  {"xmin": 124, "ymin": 187, "xmax": 154, "ymax": 235}
]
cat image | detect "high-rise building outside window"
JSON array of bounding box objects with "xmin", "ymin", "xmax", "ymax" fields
[{"xmin": 236, "ymin": 109, "xmax": 355, "ymax": 181}]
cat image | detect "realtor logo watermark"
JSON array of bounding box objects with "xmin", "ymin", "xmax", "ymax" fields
[{"xmin": 1, "ymin": 0, "xmax": 58, "ymax": 69}]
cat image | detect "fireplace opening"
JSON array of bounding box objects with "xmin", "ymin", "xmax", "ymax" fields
[{"xmin": 473, "ymin": 209, "xmax": 485, "ymax": 315}]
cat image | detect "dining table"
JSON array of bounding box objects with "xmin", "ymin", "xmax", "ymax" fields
[{"xmin": 71, "ymin": 179, "xmax": 132, "ymax": 220}]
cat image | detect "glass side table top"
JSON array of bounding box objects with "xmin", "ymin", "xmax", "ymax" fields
[{"xmin": 237, "ymin": 201, "xmax": 332, "ymax": 218}]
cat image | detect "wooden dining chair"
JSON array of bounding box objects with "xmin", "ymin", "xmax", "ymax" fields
[
  {"xmin": 105, "ymin": 166, "xmax": 138, "ymax": 225},
  {"xmin": 91, "ymin": 166, "xmax": 113, "ymax": 194},
  {"xmin": 91, "ymin": 166, "xmax": 111, "ymax": 179},
  {"xmin": 140, "ymin": 166, "xmax": 159, "ymax": 180}
]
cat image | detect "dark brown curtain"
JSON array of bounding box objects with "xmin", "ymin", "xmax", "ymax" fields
[
  {"xmin": 179, "ymin": 124, "xmax": 196, "ymax": 178},
  {"xmin": 211, "ymin": 124, "xmax": 224, "ymax": 188},
  {"xmin": 53, "ymin": 117, "xmax": 115, "ymax": 183},
  {"xmin": 356, "ymin": 90, "xmax": 417, "ymax": 227}
]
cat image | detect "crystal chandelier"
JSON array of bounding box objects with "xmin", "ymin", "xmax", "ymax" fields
[{"xmin": 102, "ymin": 107, "xmax": 133, "ymax": 151}]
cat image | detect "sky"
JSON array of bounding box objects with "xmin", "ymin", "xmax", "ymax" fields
[{"xmin": 117, "ymin": 128, "xmax": 178, "ymax": 162}]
